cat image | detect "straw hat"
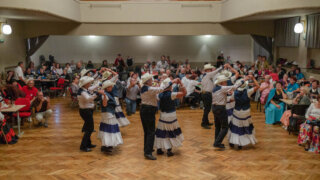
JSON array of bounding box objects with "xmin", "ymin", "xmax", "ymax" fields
[
  {"xmin": 204, "ymin": 64, "xmax": 215, "ymax": 70},
  {"xmin": 237, "ymin": 80, "xmax": 248, "ymax": 91},
  {"xmin": 141, "ymin": 73, "xmax": 153, "ymax": 84},
  {"xmin": 102, "ymin": 80, "xmax": 115, "ymax": 90},
  {"xmin": 101, "ymin": 71, "xmax": 112, "ymax": 81},
  {"xmin": 219, "ymin": 70, "xmax": 232, "ymax": 78},
  {"xmin": 80, "ymin": 69, "xmax": 92, "ymax": 77},
  {"xmin": 79, "ymin": 76, "xmax": 94, "ymax": 88},
  {"xmin": 160, "ymin": 78, "xmax": 172, "ymax": 90},
  {"xmin": 214, "ymin": 75, "xmax": 230, "ymax": 85}
]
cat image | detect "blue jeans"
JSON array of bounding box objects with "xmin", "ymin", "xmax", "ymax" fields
[{"xmin": 125, "ymin": 98, "xmax": 137, "ymax": 115}]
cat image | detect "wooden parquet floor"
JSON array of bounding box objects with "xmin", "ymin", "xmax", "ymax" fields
[{"xmin": 1, "ymin": 97, "xmax": 320, "ymax": 180}]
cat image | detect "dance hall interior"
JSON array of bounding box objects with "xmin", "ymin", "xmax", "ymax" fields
[{"xmin": 1, "ymin": 0, "xmax": 320, "ymax": 179}]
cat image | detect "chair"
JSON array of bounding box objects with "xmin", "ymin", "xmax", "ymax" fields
[
  {"xmin": 288, "ymin": 104, "xmax": 310, "ymax": 135},
  {"xmin": 49, "ymin": 78, "xmax": 65, "ymax": 97},
  {"xmin": 68, "ymin": 87, "xmax": 78, "ymax": 107},
  {"xmin": 13, "ymin": 98, "xmax": 32, "ymax": 128}
]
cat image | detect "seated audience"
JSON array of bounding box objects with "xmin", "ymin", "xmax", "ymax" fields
[
  {"xmin": 259, "ymin": 75, "xmax": 273, "ymax": 105},
  {"xmin": 101, "ymin": 60, "xmax": 108, "ymax": 69},
  {"xmin": 280, "ymin": 87, "xmax": 311, "ymax": 129},
  {"xmin": 269, "ymin": 68, "xmax": 279, "ymax": 81},
  {"xmin": 156, "ymin": 55, "xmax": 169, "ymax": 70},
  {"xmin": 22, "ymin": 80, "xmax": 38, "ymax": 101},
  {"xmin": 298, "ymin": 95, "xmax": 320, "ymax": 153},
  {"xmin": 295, "ymin": 68, "xmax": 305, "ymax": 81},
  {"xmin": 186, "ymin": 75, "xmax": 201, "ymax": 109},
  {"xmin": 6, "ymin": 71, "xmax": 14, "ymax": 84},
  {"xmin": 310, "ymin": 80, "xmax": 319, "ymax": 100},
  {"xmin": 32, "ymin": 92, "xmax": 52, "ymax": 127},
  {"xmin": 24, "ymin": 68, "xmax": 35, "ymax": 79},
  {"xmin": 55, "ymin": 63, "xmax": 63, "ymax": 75},
  {"xmin": 65, "ymin": 63, "xmax": 73, "ymax": 74},
  {"xmin": 70, "ymin": 77, "xmax": 80, "ymax": 97},
  {"xmin": 280, "ymin": 74, "xmax": 289, "ymax": 87},
  {"xmin": 265, "ymin": 82, "xmax": 287, "ymax": 124},
  {"xmin": 286, "ymin": 77, "xmax": 300, "ymax": 97},
  {"xmin": 14, "ymin": 61, "xmax": 26, "ymax": 86},
  {"xmin": 86, "ymin": 60, "xmax": 94, "ymax": 69},
  {"xmin": 37, "ymin": 68, "xmax": 47, "ymax": 79},
  {"xmin": 288, "ymin": 65, "xmax": 296, "ymax": 78}
]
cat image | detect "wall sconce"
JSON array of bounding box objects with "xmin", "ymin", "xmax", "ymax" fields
[
  {"xmin": 1, "ymin": 23, "xmax": 12, "ymax": 35},
  {"xmin": 294, "ymin": 20, "xmax": 306, "ymax": 34}
]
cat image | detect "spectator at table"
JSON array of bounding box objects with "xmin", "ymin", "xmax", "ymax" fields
[
  {"xmin": 280, "ymin": 86, "xmax": 311, "ymax": 129},
  {"xmin": 4, "ymin": 81, "xmax": 25, "ymax": 101},
  {"xmin": 276, "ymin": 66, "xmax": 286, "ymax": 80},
  {"xmin": 22, "ymin": 80, "xmax": 38, "ymax": 101},
  {"xmin": 280, "ymin": 74, "xmax": 289, "ymax": 87},
  {"xmin": 37, "ymin": 68, "xmax": 47, "ymax": 79},
  {"xmin": 310, "ymin": 80, "xmax": 319, "ymax": 100},
  {"xmin": 257, "ymin": 56, "xmax": 269, "ymax": 70},
  {"xmin": 295, "ymin": 68, "xmax": 305, "ymax": 81},
  {"xmin": 74, "ymin": 62, "xmax": 83, "ymax": 76},
  {"xmin": 298, "ymin": 95, "xmax": 320, "ymax": 153},
  {"xmin": 14, "ymin": 61, "xmax": 26, "ymax": 86},
  {"xmin": 28, "ymin": 61, "xmax": 36, "ymax": 74},
  {"xmin": 141, "ymin": 64, "xmax": 150, "ymax": 74},
  {"xmin": 55, "ymin": 63, "xmax": 63, "ymax": 75},
  {"xmin": 265, "ymin": 82, "xmax": 287, "ymax": 124},
  {"xmin": 286, "ymin": 77, "xmax": 300, "ymax": 94},
  {"xmin": 186, "ymin": 75, "xmax": 201, "ymax": 109},
  {"xmin": 259, "ymin": 75, "xmax": 273, "ymax": 105},
  {"xmin": 269, "ymin": 68, "xmax": 279, "ymax": 81},
  {"xmin": 24, "ymin": 68, "xmax": 35, "ymax": 79},
  {"xmin": 32, "ymin": 92, "xmax": 52, "ymax": 128},
  {"xmin": 101, "ymin": 60, "xmax": 108, "ymax": 69},
  {"xmin": 65, "ymin": 63, "xmax": 73, "ymax": 74},
  {"xmin": 288, "ymin": 66, "xmax": 296, "ymax": 78},
  {"xmin": 156, "ymin": 55, "xmax": 169, "ymax": 70},
  {"xmin": 6, "ymin": 71, "xmax": 14, "ymax": 85},
  {"xmin": 176, "ymin": 67, "xmax": 186, "ymax": 79},
  {"xmin": 86, "ymin": 60, "xmax": 94, "ymax": 69}
]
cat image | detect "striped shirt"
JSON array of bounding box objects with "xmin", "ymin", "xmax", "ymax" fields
[
  {"xmin": 212, "ymin": 80, "xmax": 243, "ymax": 105},
  {"xmin": 140, "ymin": 85, "xmax": 165, "ymax": 107},
  {"xmin": 201, "ymin": 67, "xmax": 222, "ymax": 92}
]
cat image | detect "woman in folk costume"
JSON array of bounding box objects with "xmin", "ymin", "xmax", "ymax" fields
[
  {"xmin": 99, "ymin": 80, "xmax": 123, "ymax": 153},
  {"xmin": 102, "ymin": 70, "xmax": 130, "ymax": 127},
  {"xmin": 154, "ymin": 78, "xmax": 187, "ymax": 157},
  {"xmin": 78, "ymin": 76, "xmax": 104, "ymax": 152},
  {"xmin": 220, "ymin": 68, "xmax": 239, "ymax": 124},
  {"xmin": 228, "ymin": 75, "xmax": 259, "ymax": 149}
]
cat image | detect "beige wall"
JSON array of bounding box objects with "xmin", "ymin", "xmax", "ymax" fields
[
  {"xmin": 30, "ymin": 35, "xmax": 254, "ymax": 67},
  {"xmin": 0, "ymin": 20, "xmax": 25, "ymax": 73},
  {"xmin": 21, "ymin": 20, "xmax": 274, "ymax": 38},
  {"xmin": 308, "ymin": 48, "xmax": 320, "ymax": 67}
]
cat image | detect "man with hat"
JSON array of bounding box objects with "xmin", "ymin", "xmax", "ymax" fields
[
  {"xmin": 212, "ymin": 69, "xmax": 248, "ymax": 149},
  {"xmin": 78, "ymin": 76, "xmax": 104, "ymax": 152},
  {"xmin": 140, "ymin": 73, "xmax": 178, "ymax": 160},
  {"xmin": 200, "ymin": 63, "xmax": 223, "ymax": 129}
]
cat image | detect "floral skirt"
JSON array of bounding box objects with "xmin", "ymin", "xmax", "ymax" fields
[{"xmin": 298, "ymin": 122, "xmax": 320, "ymax": 154}]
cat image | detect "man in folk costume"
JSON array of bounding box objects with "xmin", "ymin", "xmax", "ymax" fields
[
  {"xmin": 77, "ymin": 76, "xmax": 104, "ymax": 152},
  {"xmin": 200, "ymin": 64, "xmax": 223, "ymax": 129},
  {"xmin": 139, "ymin": 73, "xmax": 179, "ymax": 160},
  {"xmin": 212, "ymin": 65, "xmax": 248, "ymax": 149}
]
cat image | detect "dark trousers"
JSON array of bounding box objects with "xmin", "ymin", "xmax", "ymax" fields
[
  {"xmin": 140, "ymin": 105, "xmax": 157, "ymax": 155},
  {"xmin": 201, "ymin": 92, "xmax": 212, "ymax": 125},
  {"xmin": 79, "ymin": 109, "xmax": 94, "ymax": 149},
  {"xmin": 190, "ymin": 92, "xmax": 201, "ymax": 107},
  {"xmin": 212, "ymin": 105, "xmax": 228, "ymax": 145}
]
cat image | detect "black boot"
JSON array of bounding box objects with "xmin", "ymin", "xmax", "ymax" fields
[
  {"xmin": 229, "ymin": 143, "xmax": 234, "ymax": 148},
  {"xmin": 167, "ymin": 149, "xmax": 174, "ymax": 157},
  {"xmin": 157, "ymin": 149, "xmax": 164, "ymax": 155}
]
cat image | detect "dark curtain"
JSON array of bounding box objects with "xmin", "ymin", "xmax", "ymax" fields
[
  {"xmin": 306, "ymin": 14, "xmax": 320, "ymax": 48},
  {"xmin": 251, "ymin": 34, "xmax": 273, "ymax": 63},
  {"xmin": 25, "ymin": 35, "xmax": 49, "ymax": 63},
  {"xmin": 274, "ymin": 17, "xmax": 300, "ymax": 47}
]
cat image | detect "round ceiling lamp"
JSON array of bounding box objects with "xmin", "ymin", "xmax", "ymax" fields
[
  {"xmin": 294, "ymin": 23, "xmax": 303, "ymax": 34},
  {"xmin": 1, "ymin": 24, "xmax": 12, "ymax": 35}
]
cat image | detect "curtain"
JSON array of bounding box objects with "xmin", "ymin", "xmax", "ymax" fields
[
  {"xmin": 251, "ymin": 34, "xmax": 273, "ymax": 63},
  {"xmin": 274, "ymin": 17, "xmax": 300, "ymax": 47},
  {"xmin": 25, "ymin": 35, "xmax": 49, "ymax": 63},
  {"xmin": 306, "ymin": 14, "xmax": 320, "ymax": 48}
]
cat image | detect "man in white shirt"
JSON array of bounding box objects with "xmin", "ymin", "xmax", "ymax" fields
[
  {"xmin": 156, "ymin": 55, "xmax": 169, "ymax": 71},
  {"xmin": 14, "ymin": 62, "xmax": 26, "ymax": 86}
]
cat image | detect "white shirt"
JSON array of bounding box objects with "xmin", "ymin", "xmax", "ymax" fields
[
  {"xmin": 78, "ymin": 88, "xmax": 97, "ymax": 109},
  {"xmin": 14, "ymin": 66, "xmax": 25, "ymax": 81},
  {"xmin": 141, "ymin": 86, "xmax": 165, "ymax": 107},
  {"xmin": 201, "ymin": 67, "xmax": 222, "ymax": 92},
  {"xmin": 56, "ymin": 68, "xmax": 63, "ymax": 75},
  {"xmin": 156, "ymin": 61, "xmax": 169, "ymax": 70},
  {"xmin": 305, "ymin": 103, "xmax": 320, "ymax": 119},
  {"xmin": 186, "ymin": 80, "xmax": 199, "ymax": 96},
  {"xmin": 181, "ymin": 76, "xmax": 189, "ymax": 88},
  {"xmin": 212, "ymin": 80, "xmax": 243, "ymax": 105}
]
